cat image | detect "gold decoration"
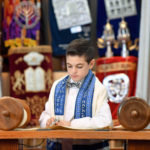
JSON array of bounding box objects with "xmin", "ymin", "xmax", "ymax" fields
[
  {"xmin": 11, "ymin": 70, "xmax": 25, "ymax": 94},
  {"xmin": 26, "ymin": 95, "xmax": 47, "ymax": 125},
  {"xmin": 45, "ymin": 69, "xmax": 53, "ymax": 91},
  {"xmin": 15, "ymin": 57, "xmax": 23, "ymax": 65},
  {"xmin": 5, "ymin": 38, "xmax": 37, "ymax": 48},
  {"xmin": 36, "ymin": 30, "xmax": 40, "ymax": 45},
  {"xmin": 21, "ymin": 28, "xmax": 26, "ymax": 46},
  {"xmin": 96, "ymin": 62, "xmax": 137, "ymax": 73},
  {"xmin": 129, "ymin": 38, "xmax": 139, "ymax": 51},
  {"xmin": 8, "ymin": 45, "xmax": 52, "ymax": 55},
  {"xmin": 98, "ymin": 38, "xmax": 120, "ymax": 50},
  {"xmin": 45, "ymin": 55, "xmax": 51, "ymax": 63},
  {"xmin": 97, "ymin": 38, "xmax": 105, "ymax": 49}
]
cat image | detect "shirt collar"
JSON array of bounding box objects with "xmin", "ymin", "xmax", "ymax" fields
[{"xmin": 68, "ymin": 77, "xmax": 84, "ymax": 88}]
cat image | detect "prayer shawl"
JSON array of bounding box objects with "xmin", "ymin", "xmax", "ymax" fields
[
  {"xmin": 54, "ymin": 70, "xmax": 95, "ymax": 118},
  {"xmin": 39, "ymin": 74, "xmax": 108, "ymax": 128}
]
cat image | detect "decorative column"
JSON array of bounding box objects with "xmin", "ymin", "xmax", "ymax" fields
[{"xmin": 135, "ymin": 0, "xmax": 150, "ymax": 104}]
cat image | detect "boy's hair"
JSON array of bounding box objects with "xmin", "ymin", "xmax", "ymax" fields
[{"xmin": 66, "ymin": 39, "xmax": 95, "ymax": 63}]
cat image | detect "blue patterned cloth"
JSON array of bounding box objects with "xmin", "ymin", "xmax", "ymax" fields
[{"xmin": 54, "ymin": 70, "xmax": 95, "ymax": 118}]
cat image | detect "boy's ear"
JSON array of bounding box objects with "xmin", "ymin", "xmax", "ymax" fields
[{"xmin": 89, "ymin": 59, "xmax": 95, "ymax": 69}]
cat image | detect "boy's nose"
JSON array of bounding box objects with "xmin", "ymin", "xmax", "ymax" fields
[{"xmin": 72, "ymin": 67, "xmax": 77, "ymax": 74}]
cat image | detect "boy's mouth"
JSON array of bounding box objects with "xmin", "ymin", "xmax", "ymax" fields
[{"xmin": 71, "ymin": 75, "xmax": 78, "ymax": 78}]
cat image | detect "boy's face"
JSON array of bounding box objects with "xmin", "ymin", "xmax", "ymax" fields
[{"xmin": 66, "ymin": 55, "xmax": 95, "ymax": 82}]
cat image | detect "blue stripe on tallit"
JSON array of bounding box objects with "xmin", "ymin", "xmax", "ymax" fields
[
  {"xmin": 54, "ymin": 76, "xmax": 69, "ymax": 115},
  {"xmin": 75, "ymin": 70, "xmax": 95, "ymax": 118}
]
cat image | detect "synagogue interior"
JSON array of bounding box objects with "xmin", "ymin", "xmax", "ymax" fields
[{"xmin": 1, "ymin": 0, "xmax": 150, "ymax": 150}]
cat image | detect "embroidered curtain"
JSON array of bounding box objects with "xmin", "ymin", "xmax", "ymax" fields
[{"xmin": 8, "ymin": 46, "xmax": 53, "ymax": 126}]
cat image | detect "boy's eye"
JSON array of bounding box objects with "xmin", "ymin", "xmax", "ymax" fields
[
  {"xmin": 67, "ymin": 65, "xmax": 72, "ymax": 68},
  {"xmin": 77, "ymin": 66, "xmax": 83, "ymax": 69}
]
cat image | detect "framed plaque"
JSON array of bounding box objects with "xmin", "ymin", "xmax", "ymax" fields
[{"xmin": 52, "ymin": 0, "xmax": 92, "ymax": 30}]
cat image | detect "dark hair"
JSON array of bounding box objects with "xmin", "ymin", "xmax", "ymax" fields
[{"xmin": 66, "ymin": 39, "xmax": 95, "ymax": 63}]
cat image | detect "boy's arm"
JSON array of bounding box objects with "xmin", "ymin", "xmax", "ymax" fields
[
  {"xmin": 39, "ymin": 80, "xmax": 59, "ymax": 128},
  {"xmin": 39, "ymin": 98, "xmax": 52, "ymax": 128}
]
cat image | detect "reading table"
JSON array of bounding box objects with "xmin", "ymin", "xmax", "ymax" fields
[{"xmin": 0, "ymin": 129, "xmax": 150, "ymax": 150}]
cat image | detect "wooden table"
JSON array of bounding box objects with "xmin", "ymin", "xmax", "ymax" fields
[{"xmin": 0, "ymin": 129, "xmax": 150, "ymax": 150}]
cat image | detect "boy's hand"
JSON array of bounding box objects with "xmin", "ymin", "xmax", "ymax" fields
[
  {"xmin": 55, "ymin": 120, "xmax": 71, "ymax": 126},
  {"xmin": 46, "ymin": 117, "xmax": 55, "ymax": 127}
]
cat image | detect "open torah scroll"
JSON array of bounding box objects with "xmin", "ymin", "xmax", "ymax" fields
[{"xmin": 15, "ymin": 125, "xmax": 111, "ymax": 131}]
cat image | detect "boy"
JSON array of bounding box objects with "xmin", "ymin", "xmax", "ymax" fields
[{"xmin": 39, "ymin": 39, "xmax": 112, "ymax": 150}]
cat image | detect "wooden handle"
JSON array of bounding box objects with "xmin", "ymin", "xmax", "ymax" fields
[
  {"xmin": 2, "ymin": 111, "xmax": 10, "ymax": 118},
  {"xmin": 131, "ymin": 110, "xmax": 138, "ymax": 118}
]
